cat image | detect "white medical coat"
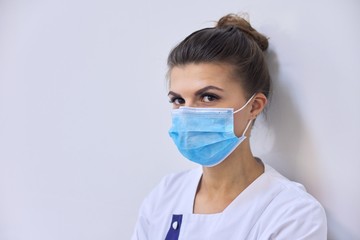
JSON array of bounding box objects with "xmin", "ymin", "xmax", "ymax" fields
[{"xmin": 132, "ymin": 164, "xmax": 327, "ymax": 239}]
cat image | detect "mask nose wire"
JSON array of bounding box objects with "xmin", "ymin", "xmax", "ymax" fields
[{"xmin": 233, "ymin": 94, "xmax": 256, "ymax": 114}]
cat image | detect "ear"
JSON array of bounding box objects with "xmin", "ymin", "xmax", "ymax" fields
[{"xmin": 249, "ymin": 93, "xmax": 267, "ymax": 119}]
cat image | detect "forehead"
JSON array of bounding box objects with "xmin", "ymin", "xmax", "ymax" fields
[{"xmin": 169, "ymin": 63, "xmax": 241, "ymax": 92}]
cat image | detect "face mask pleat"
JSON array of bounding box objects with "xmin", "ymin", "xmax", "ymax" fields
[{"xmin": 170, "ymin": 110, "xmax": 234, "ymax": 133}]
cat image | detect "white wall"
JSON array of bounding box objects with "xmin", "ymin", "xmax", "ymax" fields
[{"xmin": 0, "ymin": 0, "xmax": 359, "ymax": 239}]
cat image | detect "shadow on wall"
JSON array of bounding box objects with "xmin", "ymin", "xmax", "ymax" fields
[
  {"xmin": 264, "ymin": 45, "xmax": 353, "ymax": 239},
  {"xmin": 264, "ymin": 48, "xmax": 306, "ymax": 179},
  {"xmin": 326, "ymin": 211, "xmax": 359, "ymax": 240}
]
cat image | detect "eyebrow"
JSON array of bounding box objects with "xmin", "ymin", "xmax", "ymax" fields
[{"xmin": 168, "ymin": 85, "xmax": 224, "ymax": 97}]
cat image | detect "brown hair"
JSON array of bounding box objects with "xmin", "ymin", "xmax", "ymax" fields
[{"xmin": 167, "ymin": 14, "xmax": 271, "ymax": 99}]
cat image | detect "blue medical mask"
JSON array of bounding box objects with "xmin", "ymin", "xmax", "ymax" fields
[{"xmin": 168, "ymin": 95, "xmax": 255, "ymax": 167}]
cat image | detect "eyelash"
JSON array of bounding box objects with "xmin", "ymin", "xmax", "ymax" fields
[
  {"xmin": 169, "ymin": 97, "xmax": 185, "ymax": 105},
  {"xmin": 201, "ymin": 93, "xmax": 220, "ymax": 102},
  {"xmin": 169, "ymin": 93, "xmax": 220, "ymax": 105}
]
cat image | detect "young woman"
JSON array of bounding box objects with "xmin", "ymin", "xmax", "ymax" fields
[{"xmin": 132, "ymin": 14, "xmax": 327, "ymax": 239}]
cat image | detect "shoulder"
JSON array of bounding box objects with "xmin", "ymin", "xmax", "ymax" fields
[
  {"xmin": 159, "ymin": 168, "xmax": 198, "ymax": 188},
  {"xmin": 256, "ymin": 164, "xmax": 327, "ymax": 239},
  {"xmin": 138, "ymin": 168, "xmax": 200, "ymax": 216},
  {"xmin": 264, "ymin": 164, "xmax": 323, "ymax": 209},
  {"xmin": 152, "ymin": 167, "xmax": 200, "ymax": 198}
]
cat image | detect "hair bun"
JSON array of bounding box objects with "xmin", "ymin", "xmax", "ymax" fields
[{"xmin": 216, "ymin": 14, "xmax": 269, "ymax": 51}]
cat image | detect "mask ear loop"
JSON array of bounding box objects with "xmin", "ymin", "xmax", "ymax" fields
[
  {"xmin": 233, "ymin": 94, "xmax": 256, "ymax": 137},
  {"xmin": 233, "ymin": 94, "xmax": 256, "ymax": 114},
  {"xmin": 242, "ymin": 119, "xmax": 253, "ymax": 137}
]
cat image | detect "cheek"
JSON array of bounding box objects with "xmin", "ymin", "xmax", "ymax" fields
[
  {"xmin": 233, "ymin": 114, "xmax": 250, "ymax": 137},
  {"xmin": 233, "ymin": 119, "xmax": 243, "ymax": 137}
]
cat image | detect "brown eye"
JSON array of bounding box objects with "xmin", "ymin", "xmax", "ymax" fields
[
  {"xmin": 169, "ymin": 97, "xmax": 185, "ymax": 105},
  {"xmin": 201, "ymin": 94, "xmax": 219, "ymax": 103}
]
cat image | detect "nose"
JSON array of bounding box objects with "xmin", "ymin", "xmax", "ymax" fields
[{"xmin": 183, "ymin": 99, "xmax": 198, "ymax": 108}]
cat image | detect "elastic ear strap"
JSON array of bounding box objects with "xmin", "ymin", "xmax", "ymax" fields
[
  {"xmin": 242, "ymin": 119, "xmax": 253, "ymax": 136},
  {"xmin": 233, "ymin": 94, "xmax": 256, "ymax": 114}
]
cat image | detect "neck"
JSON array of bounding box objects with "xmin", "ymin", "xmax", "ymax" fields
[{"xmin": 200, "ymin": 140, "xmax": 264, "ymax": 194}]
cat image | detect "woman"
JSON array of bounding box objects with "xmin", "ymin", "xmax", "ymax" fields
[{"xmin": 132, "ymin": 14, "xmax": 327, "ymax": 239}]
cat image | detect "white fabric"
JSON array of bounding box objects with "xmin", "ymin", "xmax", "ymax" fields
[{"xmin": 132, "ymin": 164, "xmax": 327, "ymax": 239}]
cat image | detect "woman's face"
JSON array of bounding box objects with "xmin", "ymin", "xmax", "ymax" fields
[{"xmin": 168, "ymin": 63, "xmax": 254, "ymax": 137}]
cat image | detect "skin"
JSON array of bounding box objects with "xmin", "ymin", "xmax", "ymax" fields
[{"xmin": 168, "ymin": 63, "xmax": 268, "ymax": 214}]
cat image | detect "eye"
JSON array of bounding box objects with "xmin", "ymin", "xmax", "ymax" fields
[
  {"xmin": 169, "ymin": 97, "xmax": 185, "ymax": 105},
  {"xmin": 201, "ymin": 93, "xmax": 219, "ymax": 103}
]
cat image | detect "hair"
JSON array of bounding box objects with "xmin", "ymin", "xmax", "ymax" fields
[{"xmin": 167, "ymin": 14, "xmax": 271, "ymax": 100}]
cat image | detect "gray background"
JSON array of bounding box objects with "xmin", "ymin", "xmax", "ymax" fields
[{"xmin": 0, "ymin": 0, "xmax": 359, "ymax": 239}]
